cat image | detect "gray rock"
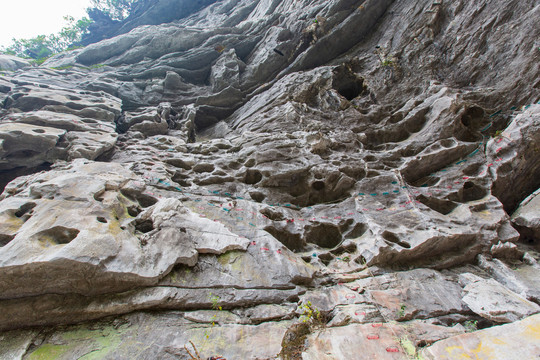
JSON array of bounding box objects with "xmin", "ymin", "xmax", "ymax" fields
[
  {"xmin": 512, "ymin": 187, "xmax": 540, "ymax": 242},
  {"xmin": 421, "ymin": 313, "xmax": 540, "ymax": 360},
  {"xmin": 0, "ymin": 55, "xmax": 30, "ymax": 71},
  {"xmin": 460, "ymin": 273, "xmax": 540, "ymax": 323}
]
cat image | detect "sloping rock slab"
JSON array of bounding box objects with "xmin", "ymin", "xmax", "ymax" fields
[{"xmin": 421, "ymin": 313, "xmax": 540, "ymax": 360}]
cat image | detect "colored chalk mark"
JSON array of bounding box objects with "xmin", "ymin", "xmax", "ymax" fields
[
  {"xmin": 370, "ymin": 193, "xmax": 378, "ymax": 196},
  {"xmin": 489, "ymin": 110, "xmax": 502, "ymax": 117},
  {"xmin": 383, "ymin": 192, "xmax": 390, "ymax": 195},
  {"xmin": 358, "ymin": 193, "xmax": 365, "ymax": 196},
  {"xmin": 391, "ymin": 181, "xmax": 398, "ymax": 184}
]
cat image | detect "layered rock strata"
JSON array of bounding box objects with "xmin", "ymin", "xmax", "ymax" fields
[{"xmin": 0, "ymin": 0, "xmax": 539, "ymax": 358}]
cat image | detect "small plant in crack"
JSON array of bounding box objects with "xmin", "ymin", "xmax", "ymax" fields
[
  {"xmin": 463, "ymin": 319, "xmax": 478, "ymax": 332},
  {"xmin": 299, "ymin": 301, "xmax": 325, "ymax": 329},
  {"xmin": 397, "ymin": 303, "xmax": 407, "ymax": 318}
]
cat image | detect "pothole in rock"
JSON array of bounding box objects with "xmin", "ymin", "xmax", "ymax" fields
[
  {"xmin": 449, "ymin": 181, "xmax": 488, "ymax": 203},
  {"xmin": 416, "ymin": 195, "xmax": 458, "ymax": 215},
  {"xmin": 250, "ymin": 191, "xmax": 265, "ymax": 202},
  {"xmin": 244, "ymin": 169, "xmax": 263, "ymax": 185},
  {"xmin": 455, "ymin": 106, "xmax": 485, "ymax": 142},
  {"xmin": 0, "ymin": 163, "xmax": 52, "ymax": 194},
  {"xmin": 134, "ymin": 218, "xmax": 154, "ymax": 234},
  {"xmin": 332, "ymin": 65, "xmax": 368, "ymax": 101},
  {"xmin": 381, "ymin": 231, "xmax": 411, "ymax": 249},
  {"xmin": 0, "ymin": 234, "xmax": 15, "ymax": 247},
  {"xmin": 14, "ymin": 202, "xmax": 37, "ymax": 220},
  {"xmin": 264, "ymin": 225, "xmax": 304, "ymax": 251},
  {"xmin": 344, "ymin": 222, "xmax": 368, "ymax": 239},
  {"xmin": 304, "ymin": 223, "xmax": 342, "ymax": 248},
  {"xmin": 260, "ymin": 208, "xmax": 286, "ymax": 222},
  {"xmin": 33, "ymin": 226, "xmax": 80, "ymax": 246}
]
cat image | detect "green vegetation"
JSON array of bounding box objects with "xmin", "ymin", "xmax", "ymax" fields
[
  {"xmin": 464, "ymin": 319, "xmax": 478, "ymax": 332},
  {"xmin": 399, "ymin": 336, "xmax": 425, "ymax": 360},
  {"xmin": 1, "ymin": 16, "xmax": 92, "ymax": 63},
  {"xmin": 90, "ymin": 0, "xmax": 137, "ymax": 21},
  {"xmin": 0, "ymin": 0, "xmax": 139, "ymax": 65},
  {"xmin": 398, "ymin": 303, "xmax": 407, "ymax": 318}
]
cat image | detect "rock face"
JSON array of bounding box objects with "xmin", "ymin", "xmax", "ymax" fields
[{"xmin": 0, "ymin": 0, "xmax": 539, "ymax": 358}]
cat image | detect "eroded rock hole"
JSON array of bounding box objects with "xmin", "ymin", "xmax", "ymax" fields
[
  {"xmin": 135, "ymin": 219, "xmax": 154, "ymax": 234},
  {"xmin": 455, "ymin": 181, "xmax": 488, "ymax": 202},
  {"xmin": 96, "ymin": 217, "xmax": 108, "ymax": 223},
  {"xmin": 0, "ymin": 163, "xmax": 51, "ymax": 194},
  {"xmin": 0, "ymin": 234, "xmax": 15, "ymax": 247},
  {"xmin": 311, "ymin": 181, "xmax": 325, "ymax": 191},
  {"xmin": 417, "ymin": 195, "xmax": 458, "ymax": 215},
  {"xmin": 345, "ymin": 223, "xmax": 368, "ymax": 239},
  {"xmin": 304, "ymin": 223, "xmax": 342, "ymax": 248},
  {"xmin": 382, "ymin": 231, "xmax": 411, "ymax": 249},
  {"xmin": 264, "ymin": 226, "xmax": 304, "ymax": 251},
  {"xmin": 332, "ymin": 67, "xmax": 367, "ymax": 100},
  {"xmin": 260, "ymin": 208, "xmax": 286, "ymax": 222},
  {"xmin": 14, "ymin": 202, "xmax": 36, "ymax": 218},
  {"xmin": 35, "ymin": 227, "xmax": 80, "ymax": 245},
  {"xmin": 250, "ymin": 192, "xmax": 265, "ymax": 202},
  {"xmin": 244, "ymin": 169, "xmax": 263, "ymax": 185}
]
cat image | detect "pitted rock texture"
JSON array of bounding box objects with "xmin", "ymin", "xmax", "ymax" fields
[{"xmin": 0, "ymin": 0, "xmax": 539, "ymax": 358}]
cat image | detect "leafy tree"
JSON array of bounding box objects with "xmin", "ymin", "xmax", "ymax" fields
[
  {"xmin": 0, "ymin": 16, "xmax": 92, "ymax": 61},
  {"xmin": 89, "ymin": 0, "xmax": 138, "ymax": 21},
  {"xmin": 0, "ymin": 1, "xmax": 136, "ymax": 63}
]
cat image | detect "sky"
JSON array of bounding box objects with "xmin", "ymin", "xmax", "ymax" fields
[{"xmin": 0, "ymin": 0, "xmax": 92, "ymax": 48}]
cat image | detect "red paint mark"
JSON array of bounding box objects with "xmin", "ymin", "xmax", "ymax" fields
[
  {"xmin": 376, "ymin": 208, "xmax": 384, "ymax": 211},
  {"xmin": 367, "ymin": 334, "xmax": 379, "ymax": 340},
  {"xmin": 454, "ymin": 181, "xmax": 461, "ymax": 184},
  {"xmin": 338, "ymin": 282, "xmax": 344, "ymax": 285},
  {"xmin": 276, "ymin": 249, "xmax": 282, "ymax": 254},
  {"xmin": 463, "ymin": 176, "xmax": 469, "ymax": 180},
  {"xmin": 362, "ymin": 208, "xmax": 369, "ymax": 211},
  {"xmin": 496, "ymin": 147, "xmax": 502, "ymax": 153},
  {"xmin": 298, "ymin": 218, "xmax": 304, "ymax": 221},
  {"xmin": 496, "ymin": 138, "xmax": 503, "ymax": 143},
  {"xmin": 496, "ymin": 158, "xmax": 502, "ymax": 162},
  {"xmin": 447, "ymin": 186, "xmax": 452, "ymax": 189},
  {"xmin": 261, "ymin": 247, "xmax": 269, "ymax": 251},
  {"xmin": 286, "ymin": 219, "xmax": 294, "ymax": 223},
  {"xmin": 347, "ymin": 212, "xmax": 354, "ymax": 215},
  {"xmin": 251, "ymin": 241, "xmax": 256, "ymax": 246},
  {"xmin": 351, "ymin": 286, "xmax": 359, "ymax": 291},
  {"xmin": 386, "ymin": 347, "xmax": 399, "ymax": 353},
  {"xmin": 334, "ymin": 216, "xmax": 342, "ymax": 219},
  {"xmin": 321, "ymin": 216, "xmax": 329, "ymax": 219},
  {"xmin": 372, "ymin": 323, "xmax": 383, "ymax": 328},
  {"xmin": 345, "ymin": 294, "xmax": 356, "ymax": 299},
  {"xmin": 487, "ymin": 163, "xmax": 493, "ymax": 167}
]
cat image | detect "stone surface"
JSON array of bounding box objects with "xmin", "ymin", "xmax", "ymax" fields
[
  {"xmin": 512, "ymin": 187, "xmax": 540, "ymax": 243},
  {"xmin": 460, "ymin": 273, "xmax": 540, "ymax": 323},
  {"xmin": 0, "ymin": 0, "xmax": 539, "ymax": 358},
  {"xmin": 421, "ymin": 313, "xmax": 540, "ymax": 360},
  {"xmin": 0, "ymin": 55, "xmax": 30, "ymax": 72}
]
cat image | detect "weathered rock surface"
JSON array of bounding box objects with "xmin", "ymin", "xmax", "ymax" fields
[
  {"xmin": 0, "ymin": 0, "xmax": 539, "ymax": 358},
  {"xmin": 421, "ymin": 313, "xmax": 540, "ymax": 360}
]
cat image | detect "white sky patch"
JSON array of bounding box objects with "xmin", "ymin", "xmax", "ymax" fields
[{"xmin": 0, "ymin": 0, "xmax": 92, "ymax": 48}]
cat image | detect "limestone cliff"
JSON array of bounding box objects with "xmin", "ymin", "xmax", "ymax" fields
[{"xmin": 0, "ymin": 0, "xmax": 539, "ymax": 359}]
